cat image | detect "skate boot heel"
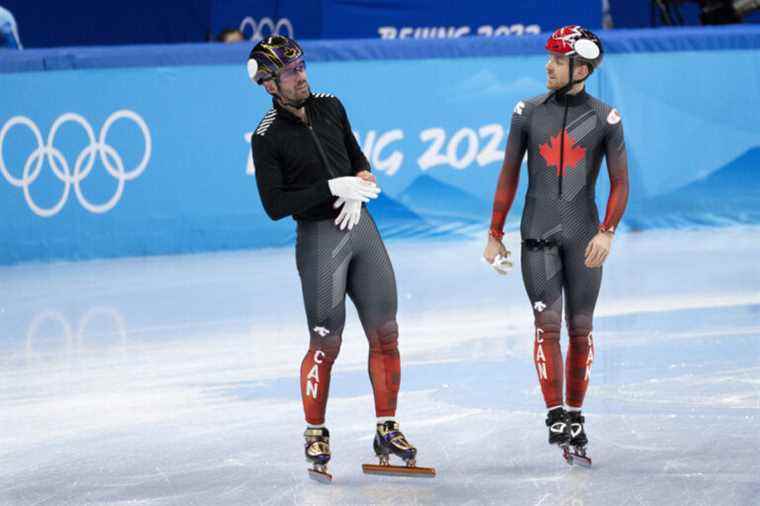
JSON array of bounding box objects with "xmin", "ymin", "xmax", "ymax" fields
[
  {"xmin": 304, "ymin": 427, "xmax": 332, "ymax": 483},
  {"xmin": 372, "ymin": 435, "xmax": 391, "ymax": 465}
]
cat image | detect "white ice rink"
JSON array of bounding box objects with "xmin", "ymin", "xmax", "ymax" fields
[{"xmin": 1, "ymin": 227, "xmax": 759, "ymax": 505}]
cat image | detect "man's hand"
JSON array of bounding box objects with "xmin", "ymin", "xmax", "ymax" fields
[
  {"xmin": 333, "ymin": 198, "xmax": 362, "ymax": 231},
  {"xmin": 327, "ymin": 176, "xmax": 380, "ymax": 202},
  {"xmin": 484, "ymin": 235, "xmax": 512, "ymax": 275},
  {"xmin": 584, "ymin": 231, "xmax": 613, "ymax": 268},
  {"xmin": 356, "ymin": 170, "xmax": 377, "ymax": 184}
]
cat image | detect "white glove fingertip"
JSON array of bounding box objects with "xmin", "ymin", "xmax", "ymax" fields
[{"xmin": 491, "ymin": 254, "xmax": 513, "ymax": 276}]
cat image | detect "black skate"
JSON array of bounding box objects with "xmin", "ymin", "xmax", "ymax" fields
[
  {"xmin": 362, "ymin": 421, "xmax": 435, "ymax": 478},
  {"xmin": 546, "ymin": 407, "xmax": 571, "ymax": 447},
  {"xmin": 304, "ymin": 427, "xmax": 332, "ymax": 483},
  {"xmin": 562, "ymin": 411, "xmax": 592, "ymax": 467}
]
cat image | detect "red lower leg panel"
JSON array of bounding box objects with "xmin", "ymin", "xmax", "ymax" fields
[
  {"xmin": 534, "ymin": 325, "xmax": 564, "ymax": 408},
  {"xmin": 367, "ymin": 321, "xmax": 400, "ymax": 417},
  {"xmin": 566, "ymin": 332, "xmax": 594, "ymax": 408},
  {"xmin": 301, "ymin": 346, "xmax": 338, "ymax": 425}
]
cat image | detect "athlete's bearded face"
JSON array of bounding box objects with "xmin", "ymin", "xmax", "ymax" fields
[
  {"xmin": 274, "ymin": 58, "xmax": 310, "ymax": 106},
  {"xmin": 545, "ymin": 53, "xmax": 571, "ymax": 90},
  {"xmin": 545, "ymin": 53, "xmax": 589, "ymax": 90}
]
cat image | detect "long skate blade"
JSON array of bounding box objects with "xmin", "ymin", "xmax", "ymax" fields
[
  {"xmin": 308, "ymin": 468, "xmax": 333, "ymax": 483},
  {"xmin": 570, "ymin": 453, "xmax": 592, "ymax": 467},
  {"xmin": 362, "ymin": 463, "xmax": 436, "ymax": 478},
  {"xmin": 562, "ymin": 447, "xmax": 592, "ymax": 468}
]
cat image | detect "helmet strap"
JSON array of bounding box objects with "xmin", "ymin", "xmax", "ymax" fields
[{"xmin": 556, "ymin": 57, "xmax": 590, "ymax": 97}]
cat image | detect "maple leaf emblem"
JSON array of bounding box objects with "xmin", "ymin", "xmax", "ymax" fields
[{"xmin": 539, "ymin": 129, "xmax": 586, "ymax": 176}]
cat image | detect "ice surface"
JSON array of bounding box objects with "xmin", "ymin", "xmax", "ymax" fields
[{"xmin": 1, "ymin": 227, "xmax": 758, "ymax": 505}]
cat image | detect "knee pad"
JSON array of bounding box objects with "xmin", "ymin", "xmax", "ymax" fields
[
  {"xmin": 308, "ymin": 331, "xmax": 342, "ymax": 363},
  {"xmin": 535, "ymin": 310, "xmax": 561, "ymax": 341},
  {"xmin": 370, "ymin": 320, "xmax": 399, "ymax": 352},
  {"xmin": 567, "ymin": 315, "xmax": 593, "ymax": 339}
]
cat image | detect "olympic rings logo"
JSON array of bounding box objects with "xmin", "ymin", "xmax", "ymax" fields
[
  {"xmin": 0, "ymin": 110, "xmax": 151, "ymax": 218},
  {"xmin": 239, "ymin": 17, "xmax": 294, "ymax": 41},
  {"xmin": 25, "ymin": 307, "xmax": 128, "ymax": 360}
]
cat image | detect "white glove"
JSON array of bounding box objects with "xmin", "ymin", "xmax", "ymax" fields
[
  {"xmin": 333, "ymin": 198, "xmax": 362, "ymax": 231},
  {"xmin": 327, "ymin": 176, "xmax": 380, "ymax": 202},
  {"xmin": 490, "ymin": 252, "xmax": 513, "ymax": 275}
]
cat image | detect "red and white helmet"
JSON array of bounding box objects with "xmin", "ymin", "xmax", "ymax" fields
[{"xmin": 545, "ymin": 25, "xmax": 604, "ymax": 70}]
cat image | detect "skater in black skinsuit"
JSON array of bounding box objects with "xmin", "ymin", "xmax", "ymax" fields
[
  {"xmin": 483, "ymin": 26, "xmax": 629, "ymax": 463},
  {"xmin": 247, "ymin": 35, "xmax": 425, "ymax": 481}
]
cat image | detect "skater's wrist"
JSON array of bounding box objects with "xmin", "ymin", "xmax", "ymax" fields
[
  {"xmin": 598, "ymin": 224, "xmax": 615, "ymax": 235},
  {"xmin": 488, "ymin": 228, "xmax": 504, "ymax": 241}
]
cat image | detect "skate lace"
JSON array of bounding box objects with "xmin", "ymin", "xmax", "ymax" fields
[
  {"xmin": 380, "ymin": 428, "xmax": 413, "ymax": 450},
  {"xmin": 391, "ymin": 432, "xmax": 413, "ymax": 448}
]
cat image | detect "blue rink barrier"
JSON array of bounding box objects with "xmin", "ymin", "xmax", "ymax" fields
[{"xmin": 0, "ymin": 26, "xmax": 759, "ymax": 264}]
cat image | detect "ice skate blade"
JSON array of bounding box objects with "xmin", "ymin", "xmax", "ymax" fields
[
  {"xmin": 308, "ymin": 468, "xmax": 333, "ymax": 483},
  {"xmin": 362, "ymin": 463, "xmax": 436, "ymax": 478},
  {"xmin": 562, "ymin": 447, "xmax": 592, "ymax": 468},
  {"xmin": 569, "ymin": 453, "xmax": 592, "ymax": 467}
]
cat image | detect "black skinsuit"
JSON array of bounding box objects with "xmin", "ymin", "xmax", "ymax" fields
[{"xmin": 251, "ymin": 92, "xmax": 400, "ymax": 424}]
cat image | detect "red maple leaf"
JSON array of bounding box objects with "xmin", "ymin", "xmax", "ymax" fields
[{"xmin": 539, "ymin": 130, "xmax": 586, "ymax": 176}]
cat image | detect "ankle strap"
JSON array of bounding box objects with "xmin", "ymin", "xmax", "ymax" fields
[{"xmin": 304, "ymin": 427, "xmax": 329, "ymax": 438}]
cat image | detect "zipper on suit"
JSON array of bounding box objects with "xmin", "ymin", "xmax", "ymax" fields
[
  {"xmin": 558, "ymin": 100, "xmax": 569, "ymax": 198},
  {"xmin": 305, "ymin": 108, "xmax": 339, "ymax": 179}
]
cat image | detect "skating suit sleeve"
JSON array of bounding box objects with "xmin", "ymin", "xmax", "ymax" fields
[
  {"xmin": 251, "ymin": 133, "xmax": 332, "ymax": 221},
  {"xmin": 600, "ymin": 110, "xmax": 629, "ymax": 232},
  {"xmin": 489, "ymin": 101, "xmax": 529, "ymax": 240}
]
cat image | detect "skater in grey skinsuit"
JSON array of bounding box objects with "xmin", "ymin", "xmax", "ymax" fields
[
  {"xmin": 484, "ymin": 25, "xmax": 629, "ymax": 465},
  {"xmin": 247, "ymin": 35, "xmax": 422, "ymax": 481}
]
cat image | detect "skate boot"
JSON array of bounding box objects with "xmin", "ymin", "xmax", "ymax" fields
[
  {"xmin": 566, "ymin": 410, "xmax": 588, "ymax": 448},
  {"xmin": 374, "ymin": 420, "xmax": 417, "ymax": 465},
  {"xmin": 546, "ymin": 407, "xmax": 571, "ymax": 447},
  {"xmin": 562, "ymin": 410, "xmax": 592, "ymax": 467},
  {"xmin": 362, "ymin": 421, "xmax": 435, "ymax": 477},
  {"xmin": 304, "ymin": 427, "xmax": 332, "ymax": 483}
]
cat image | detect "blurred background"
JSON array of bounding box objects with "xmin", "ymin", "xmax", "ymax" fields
[
  {"xmin": 0, "ymin": 2, "xmax": 758, "ymax": 505},
  {"xmin": 0, "ymin": 0, "xmax": 759, "ymax": 261}
]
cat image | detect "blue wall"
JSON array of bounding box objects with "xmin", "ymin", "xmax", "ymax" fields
[
  {"xmin": 2, "ymin": 0, "xmax": 600, "ymax": 47},
  {"xmin": 1, "ymin": 26, "xmax": 759, "ymax": 264},
  {"xmin": 3, "ymin": 0, "xmax": 760, "ymax": 48}
]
